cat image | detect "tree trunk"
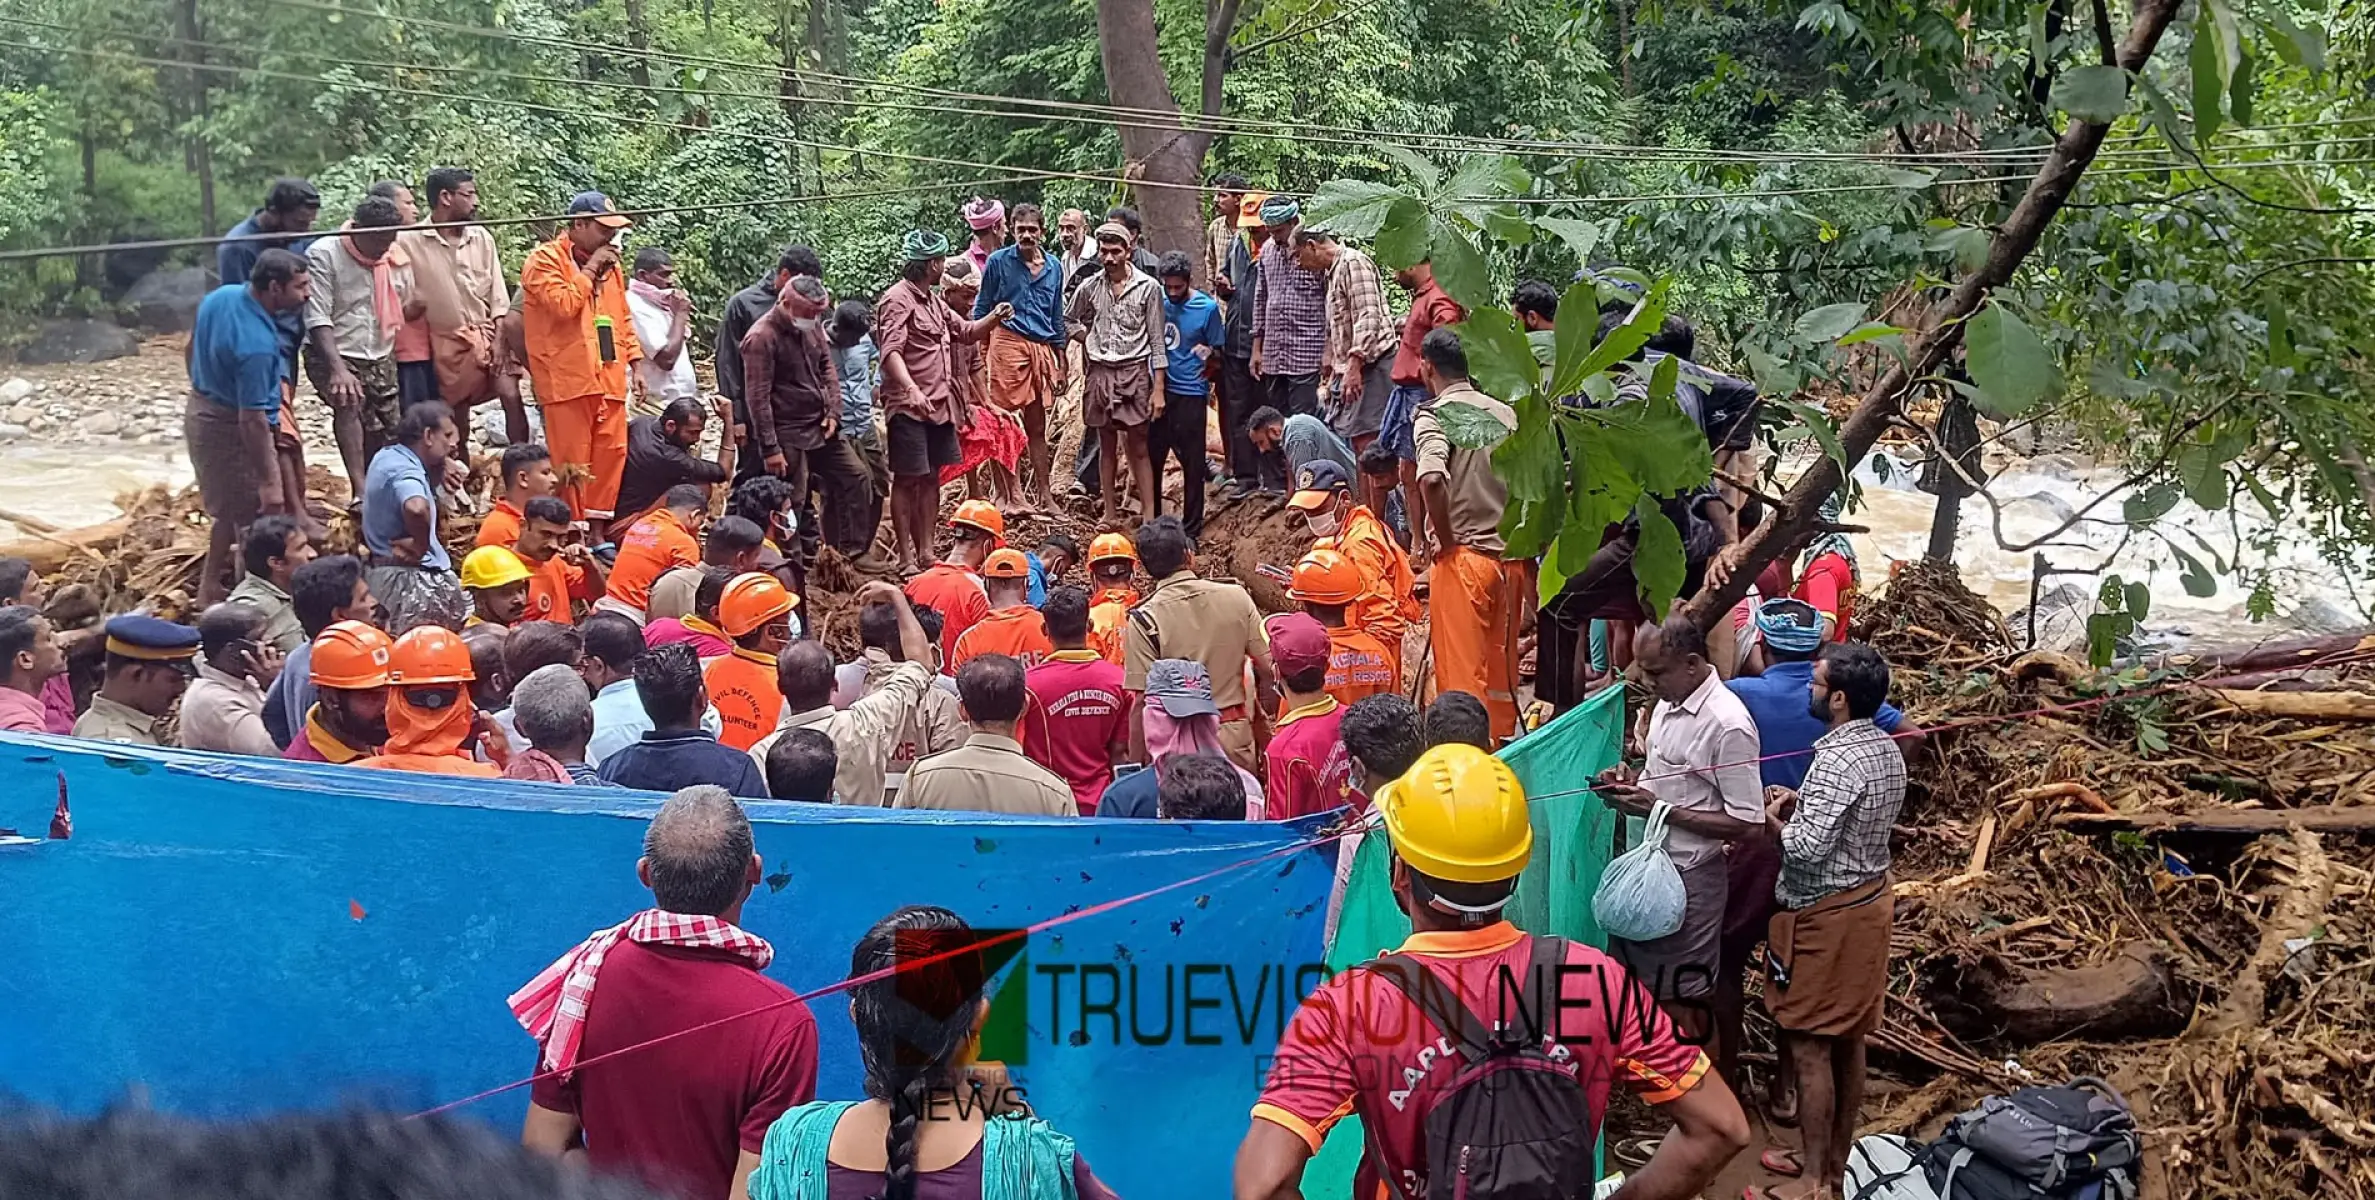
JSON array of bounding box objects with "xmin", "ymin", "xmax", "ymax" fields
[
  {"xmin": 1681, "ymin": 0, "xmax": 2183, "ymax": 630},
  {"xmin": 1613, "ymin": 0, "xmax": 1635, "ymax": 101},
  {"xmin": 623, "ymin": 0, "xmax": 655, "ymax": 88},
  {"xmin": 1091, "ymin": 0, "xmax": 1241, "ymax": 261},
  {"xmin": 176, "ymin": 0, "xmax": 216, "ymax": 236}
]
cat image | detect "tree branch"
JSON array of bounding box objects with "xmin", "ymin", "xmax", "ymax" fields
[
  {"xmin": 1201, "ymin": 0, "xmax": 1246, "ymax": 124},
  {"xmin": 1679, "ymin": 0, "xmax": 2186, "ymax": 630},
  {"xmin": 1231, "ymin": 0, "xmax": 1389, "ymax": 58}
]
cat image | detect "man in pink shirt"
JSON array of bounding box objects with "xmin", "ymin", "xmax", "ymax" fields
[
  {"xmin": 0, "ymin": 604, "xmax": 67, "ymax": 733},
  {"xmin": 1261, "ymin": 612, "xmax": 1359, "ymax": 820},
  {"xmin": 1021, "ymin": 585, "xmax": 1134, "ymax": 813}
]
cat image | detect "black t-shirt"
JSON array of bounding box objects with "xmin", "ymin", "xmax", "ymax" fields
[{"xmin": 614, "ymin": 416, "xmax": 729, "ymax": 519}]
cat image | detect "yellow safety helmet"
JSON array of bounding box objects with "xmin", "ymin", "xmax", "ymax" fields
[
  {"xmin": 459, "ymin": 545, "xmax": 533, "ymax": 591},
  {"xmin": 1377, "ymin": 743, "xmax": 1532, "ymax": 884}
]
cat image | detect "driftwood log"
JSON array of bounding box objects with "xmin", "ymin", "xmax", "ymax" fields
[
  {"xmin": 2208, "ymin": 688, "xmax": 2375, "ymax": 721},
  {"xmin": 1926, "ymin": 941, "xmax": 2190, "ymax": 1045},
  {"xmin": 0, "ymin": 517, "xmax": 132, "ymax": 575},
  {"xmin": 2057, "ymin": 807, "xmax": 2375, "ymax": 835}
]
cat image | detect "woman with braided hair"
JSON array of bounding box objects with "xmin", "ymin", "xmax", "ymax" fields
[{"xmin": 747, "ymin": 905, "xmax": 1116, "ymax": 1200}]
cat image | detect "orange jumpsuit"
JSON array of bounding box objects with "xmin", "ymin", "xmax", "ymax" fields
[
  {"xmin": 951, "ymin": 605, "xmax": 1055, "ymax": 671},
  {"xmin": 704, "ymin": 648, "xmax": 782, "ymax": 752},
  {"xmin": 1318, "ymin": 503, "xmax": 1419, "ymax": 676},
  {"xmin": 519, "ymin": 234, "xmax": 643, "ymax": 521},
  {"xmin": 907, "ymin": 565, "xmax": 990, "ymax": 665},
  {"xmin": 521, "ymin": 551, "xmax": 599, "ymax": 624},
  {"xmin": 476, "ymin": 499, "xmax": 524, "ymax": 550},
  {"xmin": 1086, "ymin": 585, "xmax": 1141, "ymax": 666}
]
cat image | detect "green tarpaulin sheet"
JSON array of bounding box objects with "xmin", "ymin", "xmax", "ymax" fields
[{"xmin": 1303, "ymin": 685, "xmax": 1630, "ymax": 1192}]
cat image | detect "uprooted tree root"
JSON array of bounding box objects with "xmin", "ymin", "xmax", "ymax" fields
[{"xmin": 1845, "ymin": 565, "xmax": 2375, "ymax": 1200}]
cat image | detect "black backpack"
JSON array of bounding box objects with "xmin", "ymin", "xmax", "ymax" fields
[
  {"xmin": 1918, "ymin": 1077, "xmax": 2142, "ymax": 1200},
  {"xmin": 1362, "ymin": 936, "xmax": 1600, "ymax": 1200}
]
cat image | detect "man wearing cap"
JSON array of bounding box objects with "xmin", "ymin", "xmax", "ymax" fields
[
  {"xmin": 0, "ymin": 604, "xmax": 68, "ymax": 734},
  {"xmin": 949, "ymin": 548, "xmax": 1052, "ymax": 672},
  {"xmin": 1260, "ymin": 612, "xmax": 1359, "ymax": 821},
  {"xmin": 1411, "ymin": 328, "xmax": 1523, "ymax": 743},
  {"xmin": 1288, "ymin": 548, "xmax": 1399, "ymax": 707},
  {"xmin": 1067, "ymin": 221, "xmax": 1168, "ymax": 525},
  {"xmin": 521, "ymin": 192, "xmax": 646, "ymax": 523},
  {"xmin": 904, "ymin": 499, "xmax": 1002, "ymax": 663},
  {"xmin": 1083, "ymin": 533, "xmax": 1140, "ymax": 666},
  {"xmin": 1247, "ymin": 196, "xmax": 1328, "ymax": 423},
  {"xmin": 1218, "ymin": 192, "xmax": 1272, "ymax": 500},
  {"xmin": 286, "ymin": 621, "xmax": 393, "ymax": 763},
  {"xmin": 1289, "ymin": 460, "xmax": 1417, "ymax": 673},
  {"xmin": 876, "ymin": 231, "xmax": 1013, "ymax": 574},
  {"xmin": 1235, "ymin": 744, "xmax": 1750, "ymax": 1200},
  {"xmin": 975, "ymin": 203, "xmax": 1069, "ymax": 513},
  {"xmin": 899, "ymin": 652, "xmax": 1076, "ymax": 816},
  {"xmin": 1022, "ymin": 585, "xmax": 1132, "ymax": 814},
  {"xmin": 178, "ymin": 602, "xmax": 284, "ymax": 757},
  {"xmin": 73, "ymin": 615, "xmax": 200, "ymax": 746},
  {"xmin": 1121, "ymin": 515, "xmax": 1277, "ymax": 773},
  {"xmin": 1380, "ymin": 257, "xmax": 1466, "ymax": 564},
  {"xmin": 460, "ymin": 546, "xmax": 534, "ymax": 629}
]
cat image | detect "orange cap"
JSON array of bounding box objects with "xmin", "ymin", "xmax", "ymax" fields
[
  {"xmin": 309, "ymin": 621, "xmax": 394, "ymax": 689},
  {"xmin": 718, "ymin": 572, "xmax": 797, "ymax": 636},
  {"xmin": 983, "ymin": 548, "xmax": 1032, "ymax": 579},
  {"xmin": 1087, "ymin": 533, "xmax": 1136, "ymax": 566},
  {"xmin": 1289, "ymin": 548, "xmax": 1364, "ymax": 606},
  {"xmin": 388, "ymin": 625, "xmax": 475, "ymax": 685},
  {"xmin": 1237, "ymin": 192, "xmax": 1271, "ymax": 229},
  {"xmin": 951, "ymin": 499, "xmax": 1006, "ymax": 544}
]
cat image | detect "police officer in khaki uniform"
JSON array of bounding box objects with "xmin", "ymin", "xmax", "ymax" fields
[
  {"xmin": 1120, "ymin": 516, "xmax": 1279, "ymax": 773},
  {"xmin": 72, "ymin": 615, "xmax": 202, "ymax": 746}
]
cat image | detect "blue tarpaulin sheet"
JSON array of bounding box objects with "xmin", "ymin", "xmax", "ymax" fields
[{"xmin": 0, "ymin": 734, "xmax": 1336, "ymax": 1198}]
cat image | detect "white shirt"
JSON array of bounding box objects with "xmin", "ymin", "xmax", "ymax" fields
[
  {"xmin": 1642, "ymin": 668, "xmax": 1766, "ymax": 870},
  {"xmin": 179, "ymin": 663, "xmax": 277, "ymax": 757},
  {"xmin": 626, "ymin": 287, "xmax": 699, "ymax": 403},
  {"xmin": 585, "ymin": 678, "xmax": 724, "ymax": 766}
]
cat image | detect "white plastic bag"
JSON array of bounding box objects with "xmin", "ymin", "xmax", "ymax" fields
[{"xmin": 1591, "ymin": 802, "xmax": 1687, "ymax": 942}]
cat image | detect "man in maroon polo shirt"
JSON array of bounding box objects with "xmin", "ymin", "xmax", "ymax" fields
[
  {"xmin": 1021, "ymin": 585, "xmax": 1134, "ymax": 813},
  {"xmin": 516, "ymin": 784, "xmax": 816, "ymax": 1200}
]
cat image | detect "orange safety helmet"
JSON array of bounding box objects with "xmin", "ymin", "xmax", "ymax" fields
[
  {"xmin": 718, "ymin": 571, "xmax": 798, "ymax": 636},
  {"xmin": 951, "ymin": 499, "xmax": 1007, "ymax": 545},
  {"xmin": 309, "ymin": 621, "xmax": 394, "ymax": 689},
  {"xmin": 388, "ymin": 625, "xmax": 475, "ymax": 685},
  {"xmin": 1087, "ymin": 532, "xmax": 1137, "ymax": 566},
  {"xmin": 1289, "ymin": 548, "xmax": 1364, "ymax": 606}
]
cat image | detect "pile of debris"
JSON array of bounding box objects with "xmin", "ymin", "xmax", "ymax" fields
[{"xmin": 1848, "ymin": 559, "xmax": 2375, "ymax": 1199}]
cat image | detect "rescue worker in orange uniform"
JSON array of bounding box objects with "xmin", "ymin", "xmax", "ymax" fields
[
  {"xmin": 1084, "ymin": 533, "xmax": 1140, "ymax": 667},
  {"xmin": 905, "ymin": 499, "xmax": 1001, "ymax": 664},
  {"xmin": 703, "ymin": 572, "xmax": 799, "ymax": 752},
  {"xmin": 354, "ymin": 625, "xmax": 502, "ymax": 777},
  {"xmin": 284, "ymin": 621, "xmax": 392, "ymax": 764},
  {"xmin": 1288, "ymin": 459, "xmax": 1417, "ymax": 677},
  {"xmin": 512, "ymin": 494, "xmax": 605, "ymax": 624},
  {"xmin": 951, "ymin": 548, "xmax": 1054, "ymax": 670},
  {"xmin": 599, "ymin": 484, "xmax": 706, "ymax": 623},
  {"xmin": 1289, "ymin": 548, "xmax": 1399, "ymax": 708},
  {"xmin": 519, "ymin": 192, "xmax": 644, "ymax": 523}
]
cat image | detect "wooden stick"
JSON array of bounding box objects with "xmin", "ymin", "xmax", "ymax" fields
[
  {"xmin": 2011, "ymin": 780, "xmax": 2115, "ymax": 814},
  {"xmin": 1965, "ymin": 813, "xmax": 1998, "ymax": 876},
  {"xmin": 2057, "ymin": 807, "xmax": 2375, "ymax": 834},
  {"xmin": 2207, "ymin": 688, "xmax": 2375, "ymax": 721}
]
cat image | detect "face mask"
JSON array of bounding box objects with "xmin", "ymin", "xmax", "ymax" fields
[{"xmin": 1305, "ymin": 512, "xmax": 1340, "ymax": 539}]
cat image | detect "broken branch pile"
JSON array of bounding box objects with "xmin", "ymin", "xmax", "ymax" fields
[{"xmin": 1850, "ymin": 561, "xmax": 2375, "ymax": 1200}]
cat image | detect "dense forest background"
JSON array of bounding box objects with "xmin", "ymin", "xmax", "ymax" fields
[{"xmin": 0, "ymin": 0, "xmax": 2371, "ymax": 603}]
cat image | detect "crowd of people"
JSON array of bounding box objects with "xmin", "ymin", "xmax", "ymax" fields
[{"xmin": 0, "ymin": 167, "xmax": 1933, "ymax": 1200}]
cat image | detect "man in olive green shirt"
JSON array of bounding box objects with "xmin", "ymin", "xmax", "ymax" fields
[
  {"xmin": 225, "ymin": 514, "xmax": 316, "ymax": 653},
  {"xmin": 897, "ymin": 653, "xmax": 1076, "ymax": 816},
  {"xmin": 1118, "ymin": 515, "xmax": 1279, "ymax": 773}
]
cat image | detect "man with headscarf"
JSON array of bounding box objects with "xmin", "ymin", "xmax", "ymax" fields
[
  {"xmin": 1096, "ymin": 658, "xmax": 1265, "ymax": 819},
  {"xmin": 961, "ymin": 196, "xmax": 1006, "ymax": 275},
  {"xmin": 874, "ymin": 230, "xmax": 1014, "ymax": 574},
  {"xmin": 355, "ymin": 626, "xmax": 502, "ymax": 777},
  {"xmin": 1247, "ymin": 196, "xmax": 1328, "ymax": 423},
  {"xmin": 1066, "ymin": 221, "xmax": 1167, "ymax": 526}
]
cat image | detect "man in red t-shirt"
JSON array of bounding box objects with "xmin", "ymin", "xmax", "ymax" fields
[
  {"xmin": 1234, "ymin": 745, "xmax": 1748, "ymax": 1200},
  {"xmin": 521, "ymin": 785, "xmax": 817, "ymax": 1200},
  {"xmin": 1260, "ymin": 613, "xmax": 1358, "ymax": 821},
  {"xmin": 1022, "ymin": 585, "xmax": 1134, "ymax": 813},
  {"xmin": 905, "ymin": 499, "xmax": 1002, "ymax": 664}
]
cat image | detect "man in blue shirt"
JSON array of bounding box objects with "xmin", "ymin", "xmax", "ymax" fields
[
  {"xmin": 597, "ymin": 642, "xmax": 769, "ymax": 798},
  {"xmin": 1152, "ymin": 252, "xmax": 1226, "ymax": 537},
  {"xmin": 1721, "ymin": 598, "xmax": 1918, "ymax": 1124},
  {"xmin": 217, "ymin": 178, "xmax": 321, "ymax": 288},
  {"xmin": 188, "ymin": 248, "xmax": 314, "ymax": 606},
  {"xmin": 975, "ymin": 202, "xmax": 1069, "ymax": 513},
  {"xmin": 362, "ymin": 400, "xmax": 469, "ymax": 631}
]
